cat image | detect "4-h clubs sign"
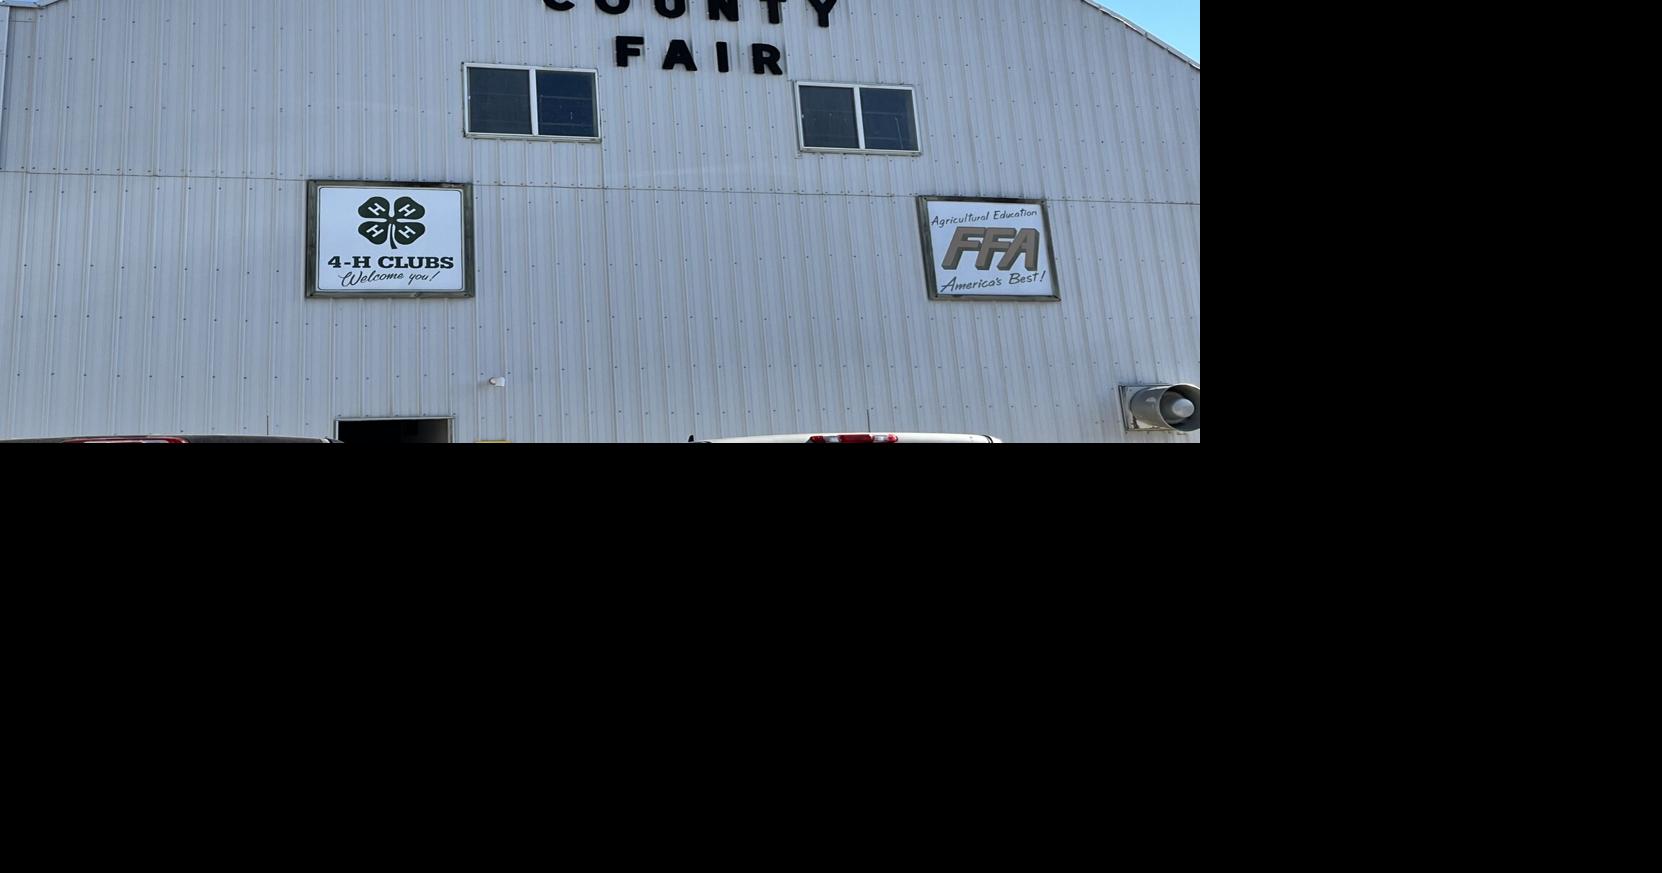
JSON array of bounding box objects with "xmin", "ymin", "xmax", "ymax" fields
[{"xmin": 308, "ymin": 182, "xmax": 474, "ymax": 298}]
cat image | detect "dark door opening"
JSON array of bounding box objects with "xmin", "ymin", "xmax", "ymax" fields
[{"xmin": 337, "ymin": 418, "xmax": 453, "ymax": 444}]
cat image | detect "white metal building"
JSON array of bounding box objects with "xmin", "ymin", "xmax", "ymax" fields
[{"xmin": 0, "ymin": 0, "xmax": 1199, "ymax": 443}]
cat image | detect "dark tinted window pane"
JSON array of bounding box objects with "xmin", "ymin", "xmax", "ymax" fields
[
  {"xmin": 860, "ymin": 88, "xmax": 917, "ymax": 152},
  {"xmin": 800, "ymin": 86, "xmax": 859, "ymax": 149},
  {"xmin": 537, "ymin": 71, "xmax": 597, "ymax": 138},
  {"xmin": 468, "ymin": 67, "xmax": 532, "ymax": 135}
]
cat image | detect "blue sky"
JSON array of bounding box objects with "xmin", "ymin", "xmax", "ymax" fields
[{"xmin": 1093, "ymin": 1, "xmax": 1201, "ymax": 61}]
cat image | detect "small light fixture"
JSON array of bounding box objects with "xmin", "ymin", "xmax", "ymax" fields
[{"xmin": 488, "ymin": 377, "xmax": 508, "ymax": 388}]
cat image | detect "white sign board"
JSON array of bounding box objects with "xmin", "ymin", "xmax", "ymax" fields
[
  {"xmin": 308, "ymin": 182, "xmax": 473, "ymax": 298},
  {"xmin": 919, "ymin": 197, "xmax": 1059, "ymax": 301}
]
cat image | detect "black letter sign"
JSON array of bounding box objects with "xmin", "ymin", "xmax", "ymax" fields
[
  {"xmin": 663, "ymin": 39, "xmax": 699, "ymax": 71},
  {"xmin": 806, "ymin": 0, "xmax": 837, "ymax": 28},
  {"xmin": 709, "ymin": 0, "xmax": 740, "ymax": 22},
  {"xmin": 752, "ymin": 43, "xmax": 783, "ymax": 75},
  {"xmin": 616, "ymin": 35, "xmax": 647, "ymax": 66}
]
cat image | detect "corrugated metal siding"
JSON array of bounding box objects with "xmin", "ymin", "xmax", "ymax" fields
[
  {"xmin": 0, "ymin": 0, "xmax": 1199, "ymax": 442},
  {"xmin": 0, "ymin": 9, "xmax": 9, "ymax": 151}
]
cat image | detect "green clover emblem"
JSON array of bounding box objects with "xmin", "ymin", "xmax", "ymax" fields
[{"xmin": 358, "ymin": 196, "xmax": 427, "ymax": 250}]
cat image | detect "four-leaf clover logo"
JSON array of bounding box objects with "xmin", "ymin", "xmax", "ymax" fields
[{"xmin": 358, "ymin": 196, "xmax": 427, "ymax": 249}]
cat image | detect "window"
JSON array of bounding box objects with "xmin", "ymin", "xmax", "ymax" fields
[
  {"xmin": 797, "ymin": 83, "xmax": 919, "ymax": 154},
  {"xmin": 465, "ymin": 65, "xmax": 598, "ymax": 140}
]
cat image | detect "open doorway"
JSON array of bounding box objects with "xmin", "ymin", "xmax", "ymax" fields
[{"xmin": 336, "ymin": 418, "xmax": 453, "ymax": 444}]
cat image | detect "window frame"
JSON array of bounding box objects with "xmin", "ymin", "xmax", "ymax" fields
[
  {"xmin": 795, "ymin": 81, "xmax": 921, "ymax": 156},
  {"xmin": 463, "ymin": 63, "xmax": 601, "ymax": 142}
]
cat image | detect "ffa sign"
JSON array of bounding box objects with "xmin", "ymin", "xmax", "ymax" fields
[
  {"xmin": 307, "ymin": 182, "xmax": 475, "ymax": 299},
  {"xmin": 919, "ymin": 197, "xmax": 1060, "ymax": 302}
]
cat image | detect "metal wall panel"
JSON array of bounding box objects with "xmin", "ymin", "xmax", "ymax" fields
[
  {"xmin": 0, "ymin": 8, "xmax": 9, "ymax": 154},
  {"xmin": 1, "ymin": 0, "xmax": 1199, "ymax": 442},
  {"xmin": 3, "ymin": 0, "xmax": 1199, "ymax": 203}
]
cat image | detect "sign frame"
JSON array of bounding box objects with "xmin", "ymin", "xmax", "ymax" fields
[
  {"xmin": 307, "ymin": 180, "xmax": 476, "ymax": 300},
  {"xmin": 917, "ymin": 195, "xmax": 1061, "ymax": 303}
]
